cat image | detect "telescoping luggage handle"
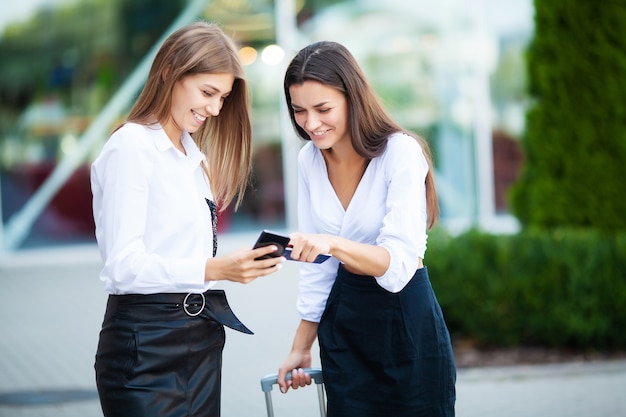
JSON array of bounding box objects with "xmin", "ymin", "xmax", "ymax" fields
[{"xmin": 260, "ymin": 367, "xmax": 326, "ymax": 417}]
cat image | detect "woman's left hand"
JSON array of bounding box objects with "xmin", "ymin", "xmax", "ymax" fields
[{"xmin": 204, "ymin": 246, "xmax": 285, "ymax": 283}]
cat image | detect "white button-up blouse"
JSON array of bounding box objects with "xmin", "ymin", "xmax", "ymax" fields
[
  {"xmin": 296, "ymin": 132, "xmax": 430, "ymax": 322},
  {"xmin": 91, "ymin": 123, "xmax": 215, "ymax": 295}
]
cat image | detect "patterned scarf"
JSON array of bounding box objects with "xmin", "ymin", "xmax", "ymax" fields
[{"xmin": 205, "ymin": 198, "xmax": 218, "ymax": 257}]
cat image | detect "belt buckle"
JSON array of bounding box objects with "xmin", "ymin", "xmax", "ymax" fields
[{"xmin": 183, "ymin": 292, "xmax": 205, "ymax": 317}]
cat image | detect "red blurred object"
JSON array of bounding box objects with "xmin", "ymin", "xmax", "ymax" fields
[{"xmin": 12, "ymin": 162, "xmax": 95, "ymax": 237}]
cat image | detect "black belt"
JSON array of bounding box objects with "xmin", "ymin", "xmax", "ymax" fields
[{"xmin": 107, "ymin": 289, "xmax": 253, "ymax": 334}]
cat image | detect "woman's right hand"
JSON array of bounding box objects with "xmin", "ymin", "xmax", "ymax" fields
[
  {"xmin": 277, "ymin": 350, "xmax": 313, "ymax": 393},
  {"xmin": 204, "ymin": 245, "xmax": 285, "ymax": 283}
]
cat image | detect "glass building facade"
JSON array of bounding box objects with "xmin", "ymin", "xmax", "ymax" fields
[{"xmin": 0, "ymin": 0, "xmax": 533, "ymax": 254}]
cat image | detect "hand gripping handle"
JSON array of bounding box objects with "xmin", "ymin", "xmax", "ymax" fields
[
  {"xmin": 260, "ymin": 368, "xmax": 326, "ymax": 417},
  {"xmin": 260, "ymin": 367, "xmax": 324, "ymax": 392}
]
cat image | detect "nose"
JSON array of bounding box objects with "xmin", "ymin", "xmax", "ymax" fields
[
  {"xmin": 303, "ymin": 113, "xmax": 321, "ymax": 131},
  {"xmin": 206, "ymin": 97, "xmax": 222, "ymax": 116}
]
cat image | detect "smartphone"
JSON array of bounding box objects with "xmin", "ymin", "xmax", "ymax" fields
[
  {"xmin": 252, "ymin": 230, "xmax": 290, "ymax": 260},
  {"xmin": 252, "ymin": 230, "xmax": 331, "ymax": 263},
  {"xmin": 284, "ymin": 248, "xmax": 330, "ymax": 264}
]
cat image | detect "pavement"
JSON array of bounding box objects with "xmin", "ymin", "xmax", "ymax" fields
[{"xmin": 1, "ymin": 231, "xmax": 625, "ymax": 417}]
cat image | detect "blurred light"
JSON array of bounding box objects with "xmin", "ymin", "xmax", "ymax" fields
[
  {"xmin": 421, "ymin": 33, "xmax": 439, "ymax": 51},
  {"xmin": 261, "ymin": 44, "xmax": 285, "ymax": 66},
  {"xmin": 240, "ymin": 46, "xmax": 258, "ymax": 66},
  {"xmin": 391, "ymin": 36, "xmax": 412, "ymax": 53},
  {"xmin": 60, "ymin": 133, "xmax": 77, "ymax": 155}
]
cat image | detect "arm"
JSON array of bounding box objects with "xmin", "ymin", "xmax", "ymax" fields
[
  {"xmin": 277, "ymin": 319, "xmax": 319, "ymax": 393},
  {"xmin": 374, "ymin": 135, "xmax": 429, "ymax": 291},
  {"xmin": 92, "ymin": 131, "xmax": 158, "ymax": 292},
  {"xmin": 288, "ymin": 233, "xmax": 391, "ymax": 277},
  {"xmin": 204, "ymin": 246, "xmax": 285, "ymax": 284},
  {"xmin": 288, "ymin": 144, "xmax": 390, "ymax": 276}
]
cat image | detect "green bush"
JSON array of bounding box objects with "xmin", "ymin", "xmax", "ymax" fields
[
  {"xmin": 509, "ymin": 0, "xmax": 626, "ymax": 231},
  {"xmin": 426, "ymin": 227, "xmax": 626, "ymax": 350}
]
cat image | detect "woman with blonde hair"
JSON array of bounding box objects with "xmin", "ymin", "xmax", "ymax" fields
[{"xmin": 91, "ymin": 22, "xmax": 285, "ymax": 417}]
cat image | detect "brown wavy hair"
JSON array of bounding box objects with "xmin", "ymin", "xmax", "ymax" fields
[
  {"xmin": 121, "ymin": 21, "xmax": 252, "ymax": 211},
  {"xmin": 284, "ymin": 41, "xmax": 439, "ymax": 228}
]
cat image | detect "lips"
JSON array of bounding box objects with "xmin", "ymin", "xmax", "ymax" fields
[
  {"xmin": 310, "ymin": 129, "xmax": 330, "ymax": 137},
  {"xmin": 192, "ymin": 110, "xmax": 207, "ymax": 124}
]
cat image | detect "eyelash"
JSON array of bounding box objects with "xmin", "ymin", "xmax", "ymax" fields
[
  {"xmin": 203, "ymin": 91, "xmax": 229, "ymax": 101},
  {"xmin": 293, "ymin": 108, "xmax": 330, "ymax": 114}
]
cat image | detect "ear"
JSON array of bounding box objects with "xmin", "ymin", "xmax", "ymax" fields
[{"xmin": 161, "ymin": 65, "xmax": 171, "ymax": 82}]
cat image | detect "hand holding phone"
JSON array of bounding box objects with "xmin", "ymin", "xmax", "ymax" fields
[
  {"xmin": 252, "ymin": 230, "xmax": 290, "ymax": 260},
  {"xmin": 252, "ymin": 230, "xmax": 330, "ymax": 263}
]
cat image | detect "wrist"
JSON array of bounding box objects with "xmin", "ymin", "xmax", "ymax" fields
[
  {"xmin": 204, "ymin": 257, "xmax": 222, "ymax": 282},
  {"xmin": 327, "ymin": 235, "xmax": 341, "ymax": 257}
]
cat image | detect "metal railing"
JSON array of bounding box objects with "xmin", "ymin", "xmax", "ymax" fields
[{"xmin": 1, "ymin": 0, "xmax": 211, "ymax": 252}]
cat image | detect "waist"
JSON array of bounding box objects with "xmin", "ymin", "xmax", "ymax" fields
[
  {"xmin": 108, "ymin": 290, "xmax": 218, "ymax": 317},
  {"xmin": 105, "ymin": 289, "xmax": 253, "ymax": 334},
  {"xmin": 337, "ymin": 264, "xmax": 429, "ymax": 290},
  {"xmin": 104, "ymin": 280, "xmax": 215, "ymax": 295}
]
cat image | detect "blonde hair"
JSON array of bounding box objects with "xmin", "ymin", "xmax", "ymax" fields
[{"xmin": 123, "ymin": 21, "xmax": 252, "ymax": 211}]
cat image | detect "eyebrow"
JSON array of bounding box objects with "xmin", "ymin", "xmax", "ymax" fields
[
  {"xmin": 202, "ymin": 83, "xmax": 232, "ymax": 95},
  {"xmin": 291, "ymin": 101, "xmax": 331, "ymax": 109}
]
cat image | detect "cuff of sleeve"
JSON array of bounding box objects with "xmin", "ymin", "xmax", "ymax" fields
[
  {"xmin": 168, "ymin": 257, "xmax": 207, "ymax": 290},
  {"xmin": 375, "ymin": 242, "xmax": 419, "ymax": 293},
  {"xmin": 297, "ymin": 298, "xmax": 323, "ymax": 323}
]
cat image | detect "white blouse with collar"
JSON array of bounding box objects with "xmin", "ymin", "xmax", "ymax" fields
[
  {"xmin": 296, "ymin": 132, "xmax": 430, "ymax": 322},
  {"xmin": 91, "ymin": 123, "xmax": 215, "ymax": 295}
]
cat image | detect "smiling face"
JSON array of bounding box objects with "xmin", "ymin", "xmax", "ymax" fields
[
  {"xmin": 163, "ymin": 72, "xmax": 235, "ymax": 139},
  {"xmin": 289, "ymin": 80, "xmax": 350, "ymax": 151}
]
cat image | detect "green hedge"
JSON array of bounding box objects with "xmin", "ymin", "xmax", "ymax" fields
[
  {"xmin": 510, "ymin": 0, "xmax": 626, "ymax": 231},
  {"xmin": 426, "ymin": 227, "xmax": 626, "ymax": 350}
]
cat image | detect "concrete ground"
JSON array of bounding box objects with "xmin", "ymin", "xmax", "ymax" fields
[{"xmin": 1, "ymin": 232, "xmax": 625, "ymax": 417}]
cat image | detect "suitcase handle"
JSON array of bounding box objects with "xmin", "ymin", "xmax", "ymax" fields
[
  {"xmin": 260, "ymin": 367, "xmax": 323, "ymax": 392},
  {"xmin": 260, "ymin": 368, "xmax": 326, "ymax": 417}
]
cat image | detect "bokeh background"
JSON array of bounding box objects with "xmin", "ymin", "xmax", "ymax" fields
[{"xmin": 0, "ymin": 0, "xmax": 532, "ymax": 249}]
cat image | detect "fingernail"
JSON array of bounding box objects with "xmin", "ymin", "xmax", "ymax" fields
[
  {"xmin": 280, "ymin": 387, "xmax": 286, "ymax": 393},
  {"xmin": 276, "ymin": 263, "xmax": 283, "ymax": 269}
]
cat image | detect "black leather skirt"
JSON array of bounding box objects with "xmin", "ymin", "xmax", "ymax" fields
[
  {"xmin": 318, "ymin": 266, "xmax": 456, "ymax": 417},
  {"xmin": 95, "ymin": 290, "xmax": 251, "ymax": 417}
]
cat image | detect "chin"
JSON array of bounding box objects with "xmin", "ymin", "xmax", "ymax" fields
[{"xmin": 311, "ymin": 138, "xmax": 331, "ymax": 149}]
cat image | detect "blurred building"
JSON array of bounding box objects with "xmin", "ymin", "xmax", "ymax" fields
[{"xmin": 0, "ymin": 0, "xmax": 533, "ymax": 255}]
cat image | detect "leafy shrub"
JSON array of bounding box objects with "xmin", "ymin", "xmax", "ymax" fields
[
  {"xmin": 426, "ymin": 227, "xmax": 626, "ymax": 350},
  {"xmin": 509, "ymin": 0, "xmax": 626, "ymax": 231}
]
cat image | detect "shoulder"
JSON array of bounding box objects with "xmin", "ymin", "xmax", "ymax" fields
[
  {"xmin": 298, "ymin": 141, "xmax": 317, "ymax": 158},
  {"xmin": 384, "ymin": 132, "xmax": 423, "ymax": 155},
  {"xmin": 297, "ymin": 141, "xmax": 320, "ymax": 168},
  {"xmin": 106, "ymin": 123, "xmax": 157, "ymax": 152},
  {"xmin": 378, "ymin": 132, "xmax": 424, "ymax": 164},
  {"xmin": 93, "ymin": 123, "xmax": 158, "ymax": 173}
]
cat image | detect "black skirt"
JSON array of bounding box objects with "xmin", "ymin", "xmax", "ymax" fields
[
  {"xmin": 95, "ymin": 290, "xmax": 251, "ymax": 417},
  {"xmin": 318, "ymin": 266, "xmax": 456, "ymax": 417}
]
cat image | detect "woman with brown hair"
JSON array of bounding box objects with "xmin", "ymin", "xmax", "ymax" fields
[
  {"xmin": 91, "ymin": 22, "xmax": 285, "ymax": 417},
  {"xmin": 276, "ymin": 41, "xmax": 456, "ymax": 416}
]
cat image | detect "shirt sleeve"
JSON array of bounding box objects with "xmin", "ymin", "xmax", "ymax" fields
[
  {"xmin": 375, "ymin": 134, "xmax": 429, "ymax": 293},
  {"xmin": 91, "ymin": 128, "xmax": 207, "ymax": 294}
]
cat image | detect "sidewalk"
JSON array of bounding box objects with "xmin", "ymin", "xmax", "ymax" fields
[{"xmin": 1, "ymin": 232, "xmax": 625, "ymax": 417}]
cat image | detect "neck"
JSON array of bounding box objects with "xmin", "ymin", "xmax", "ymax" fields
[
  {"xmin": 322, "ymin": 145, "xmax": 364, "ymax": 166},
  {"xmin": 163, "ymin": 124, "xmax": 186, "ymax": 154}
]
